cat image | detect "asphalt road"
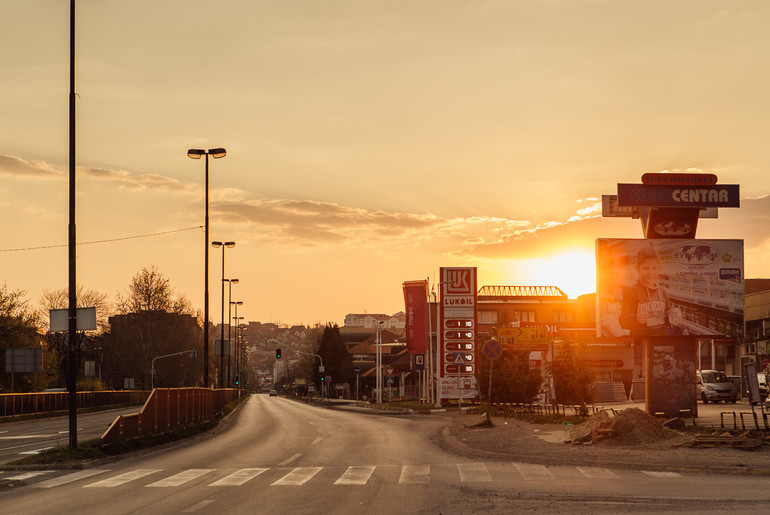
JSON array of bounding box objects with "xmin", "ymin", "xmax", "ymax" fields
[
  {"xmin": 0, "ymin": 406, "xmax": 141, "ymax": 465},
  {"xmin": 3, "ymin": 396, "xmax": 770, "ymax": 514}
]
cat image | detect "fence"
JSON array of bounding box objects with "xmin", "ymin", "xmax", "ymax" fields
[
  {"xmin": 100, "ymin": 388, "xmax": 242, "ymax": 448},
  {"xmin": 0, "ymin": 390, "xmax": 151, "ymax": 418}
]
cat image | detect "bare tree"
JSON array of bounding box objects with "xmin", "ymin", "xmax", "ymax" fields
[{"xmin": 115, "ymin": 265, "xmax": 192, "ymax": 315}]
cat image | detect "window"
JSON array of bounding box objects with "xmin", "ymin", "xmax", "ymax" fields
[
  {"xmin": 552, "ymin": 311, "xmax": 573, "ymax": 322},
  {"xmin": 514, "ymin": 311, "xmax": 535, "ymax": 322},
  {"xmin": 478, "ymin": 310, "xmax": 498, "ymax": 324}
]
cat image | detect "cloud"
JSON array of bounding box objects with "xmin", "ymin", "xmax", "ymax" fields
[
  {"xmin": 0, "ymin": 155, "xmax": 63, "ymax": 178},
  {"xmin": 83, "ymin": 167, "xmax": 193, "ymax": 192}
]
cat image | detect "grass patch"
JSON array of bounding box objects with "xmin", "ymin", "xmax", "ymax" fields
[{"xmin": 0, "ymin": 403, "xmax": 145, "ymax": 425}]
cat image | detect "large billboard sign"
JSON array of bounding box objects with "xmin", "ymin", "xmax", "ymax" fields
[
  {"xmin": 596, "ymin": 239, "xmax": 744, "ymax": 339},
  {"xmin": 440, "ymin": 267, "xmax": 477, "ymax": 377}
]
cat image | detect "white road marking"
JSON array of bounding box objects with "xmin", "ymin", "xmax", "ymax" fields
[
  {"xmin": 6, "ymin": 470, "xmax": 53, "ymax": 481},
  {"xmin": 85, "ymin": 469, "xmax": 161, "ymax": 487},
  {"xmin": 513, "ymin": 462, "xmax": 553, "ymax": 480},
  {"xmin": 147, "ymin": 469, "xmax": 214, "ymax": 487},
  {"xmin": 457, "ymin": 463, "xmax": 492, "ymax": 482},
  {"xmin": 312, "ymin": 436, "xmax": 323, "ymax": 445},
  {"xmin": 183, "ymin": 500, "xmax": 216, "ymax": 512},
  {"xmin": 0, "ymin": 435, "xmax": 60, "ymax": 439},
  {"xmin": 279, "ymin": 453, "xmax": 302, "ymax": 466},
  {"xmin": 209, "ymin": 468, "xmax": 268, "ymax": 486},
  {"xmin": 577, "ymin": 466, "xmax": 618, "ymax": 479},
  {"xmin": 272, "ymin": 467, "xmax": 322, "ymax": 486},
  {"xmin": 19, "ymin": 447, "xmax": 55, "ymax": 454},
  {"xmin": 398, "ymin": 465, "xmax": 430, "ymax": 484},
  {"xmin": 35, "ymin": 469, "xmax": 111, "ymax": 488},
  {"xmin": 334, "ymin": 466, "xmax": 376, "ymax": 485},
  {"xmin": 642, "ymin": 471, "xmax": 681, "ymax": 478}
]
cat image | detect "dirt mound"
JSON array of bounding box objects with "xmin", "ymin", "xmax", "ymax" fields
[{"xmin": 568, "ymin": 407, "xmax": 684, "ymax": 446}]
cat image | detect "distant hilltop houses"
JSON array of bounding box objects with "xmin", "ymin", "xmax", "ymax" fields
[{"xmin": 343, "ymin": 312, "xmax": 406, "ymax": 330}]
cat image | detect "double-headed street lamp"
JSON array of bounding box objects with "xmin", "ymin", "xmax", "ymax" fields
[
  {"xmin": 187, "ymin": 147, "xmax": 226, "ymax": 387},
  {"xmin": 212, "ymin": 240, "xmax": 235, "ymax": 388}
]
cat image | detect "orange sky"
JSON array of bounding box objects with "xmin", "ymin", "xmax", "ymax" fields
[{"xmin": 2, "ymin": 2, "xmax": 769, "ymax": 325}]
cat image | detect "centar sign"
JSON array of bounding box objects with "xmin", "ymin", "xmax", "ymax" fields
[{"xmin": 617, "ymin": 183, "xmax": 740, "ymax": 208}]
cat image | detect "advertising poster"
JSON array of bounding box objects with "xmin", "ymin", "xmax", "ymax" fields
[
  {"xmin": 596, "ymin": 239, "xmax": 744, "ymax": 338},
  {"xmin": 402, "ymin": 280, "xmax": 429, "ymax": 354}
]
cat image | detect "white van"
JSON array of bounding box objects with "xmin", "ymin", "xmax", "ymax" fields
[{"xmin": 696, "ymin": 370, "xmax": 738, "ymax": 404}]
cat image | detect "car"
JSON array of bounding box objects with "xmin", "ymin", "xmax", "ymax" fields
[
  {"xmin": 269, "ymin": 390, "xmax": 277, "ymax": 397},
  {"xmin": 696, "ymin": 370, "xmax": 738, "ymax": 404}
]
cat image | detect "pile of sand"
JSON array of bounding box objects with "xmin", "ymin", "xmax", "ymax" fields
[{"xmin": 568, "ymin": 408, "xmax": 682, "ymax": 446}]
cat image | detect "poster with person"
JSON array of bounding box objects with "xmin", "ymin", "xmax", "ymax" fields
[{"xmin": 596, "ymin": 239, "xmax": 744, "ymax": 338}]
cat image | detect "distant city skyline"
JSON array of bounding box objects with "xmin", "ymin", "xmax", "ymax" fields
[{"xmin": 2, "ymin": 2, "xmax": 769, "ymax": 326}]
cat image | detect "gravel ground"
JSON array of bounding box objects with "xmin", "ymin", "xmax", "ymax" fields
[{"xmin": 434, "ymin": 410, "xmax": 770, "ymax": 476}]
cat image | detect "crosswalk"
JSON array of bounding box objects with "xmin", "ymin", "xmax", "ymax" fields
[{"xmin": 0, "ymin": 463, "xmax": 683, "ymax": 490}]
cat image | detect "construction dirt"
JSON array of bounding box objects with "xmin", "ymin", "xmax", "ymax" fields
[{"xmin": 436, "ymin": 408, "xmax": 770, "ymax": 475}]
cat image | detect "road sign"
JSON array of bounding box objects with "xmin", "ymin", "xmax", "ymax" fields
[
  {"xmin": 354, "ymin": 366, "xmax": 361, "ymax": 374},
  {"xmin": 387, "ymin": 376, "xmax": 394, "ymax": 385},
  {"xmin": 324, "ymin": 375, "xmax": 332, "ymax": 383},
  {"xmin": 453, "ymin": 353, "xmax": 466, "ymax": 365},
  {"xmin": 497, "ymin": 327, "xmax": 548, "ymax": 346},
  {"xmin": 482, "ymin": 339, "xmax": 503, "ymax": 360},
  {"xmin": 414, "ymin": 354, "xmax": 425, "ymax": 371}
]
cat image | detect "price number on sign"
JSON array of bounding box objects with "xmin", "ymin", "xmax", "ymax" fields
[
  {"xmin": 445, "ymin": 319, "xmax": 474, "ymax": 329},
  {"xmin": 445, "ymin": 330, "xmax": 474, "ymax": 340},
  {"xmin": 445, "ymin": 364, "xmax": 475, "ymax": 374},
  {"xmin": 445, "ymin": 342, "xmax": 474, "ymax": 351}
]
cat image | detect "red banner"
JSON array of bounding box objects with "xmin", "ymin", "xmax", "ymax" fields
[{"xmin": 403, "ymin": 280, "xmax": 429, "ymax": 354}]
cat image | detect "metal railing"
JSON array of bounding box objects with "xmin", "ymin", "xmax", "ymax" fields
[
  {"xmin": 100, "ymin": 388, "xmax": 242, "ymax": 448},
  {"xmin": 0, "ymin": 390, "xmax": 151, "ymax": 417}
]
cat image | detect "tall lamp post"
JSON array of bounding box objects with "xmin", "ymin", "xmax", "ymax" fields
[
  {"xmin": 212, "ymin": 240, "xmax": 235, "ymax": 387},
  {"xmin": 232, "ymin": 302, "xmax": 243, "ymax": 388},
  {"xmin": 187, "ymin": 147, "xmax": 227, "ymax": 387},
  {"xmin": 226, "ymin": 279, "xmax": 239, "ymax": 386}
]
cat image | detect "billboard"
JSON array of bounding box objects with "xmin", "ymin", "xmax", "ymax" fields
[{"xmin": 596, "ymin": 239, "xmax": 744, "ymax": 338}]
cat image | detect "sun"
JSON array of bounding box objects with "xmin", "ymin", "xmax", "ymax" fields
[{"xmin": 502, "ymin": 248, "xmax": 596, "ymax": 299}]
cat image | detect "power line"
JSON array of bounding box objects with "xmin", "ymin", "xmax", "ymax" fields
[{"xmin": 0, "ymin": 226, "xmax": 202, "ymax": 252}]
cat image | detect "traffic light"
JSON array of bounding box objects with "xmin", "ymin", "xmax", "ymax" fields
[
  {"xmin": 276, "ymin": 348, "xmax": 281, "ymax": 359},
  {"xmin": 235, "ymin": 375, "xmax": 239, "ymax": 386}
]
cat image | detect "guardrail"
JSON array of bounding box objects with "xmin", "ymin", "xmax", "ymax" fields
[
  {"xmin": 0, "ymin": 390, "xmax": 151, "ymax": 417},
  {"xmin": 100, "ymin": 388, "xmax": 242, "ymax": 448}
]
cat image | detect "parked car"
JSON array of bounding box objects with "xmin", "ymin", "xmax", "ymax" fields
[
  {"xmin": 696, "ymin": 370, "xmax": 738, "ymax": 404},
  {"xmin": 757, "ymin": 374, "xmax": 769, "ymax": 402}
]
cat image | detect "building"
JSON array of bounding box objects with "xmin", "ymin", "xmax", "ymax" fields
[{"xmin": 343, "ymin": 313, "xmax": 405, "ymax": 330}]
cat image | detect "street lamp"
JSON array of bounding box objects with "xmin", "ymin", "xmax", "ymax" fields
[
  {"xmin": 187, "ymin": 147, "xmax": 227, "ymax": 387},
  {"xmin": 212, "ymin": 240, "xmax": 235, "ymax": 388},
  {"xmin": 226, "ymin": 279, "xmax": 239, "ymax": 387},
  {"xmin": 232, "ymin": 302, "xmax": 243, "ymax": 388}
]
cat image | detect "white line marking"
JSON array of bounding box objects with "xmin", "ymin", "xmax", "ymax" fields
[
  {"xmin": 398, "ymin": 465, "xmax": 430, "ymax": 484},
  {"xmin": 183, "ymin": 500, "xmax": 216, "ymax": 512},
  {"xmin": 514, "ymin": 462, "xmax": 553, "ymax": 480},
  {"xmin": 35, "ymin": 469, "xmax": 111, "ymax": 488},
  {"xmin": 85, "ymin": 469, "xmax": 161, "ymax": 488},
  {"xmin": 457, "ymin": 463, "xmax": 492, "ymax": 482},
  {"xmin": 312, "ymin": 436, "xmax": 323, "ymax": 445},
  {"xmin": 272, "ymin": 467, "xmax": 322, "ymax": 486},
  {"xmin": 334, "ymin": 466, "xmax": 375, "ymax": 485},
  {"xmin": 147, "ymin": 469, "xmax": 214, "ymax": 487},
  {"xmin": 6, "ymin": 471, "xmax": 53, "ymax": 481},
  {"xmin": 279, "ymin": 453, "xmax": 302, "ymax": 466},
  {"xmin": 209, "ymin": 468, "xmax": 268, "ymax": 486},
  {"xmin": 642, "ymin": 471, "xmax": 681, "ymax": 478},
  {"xmin": 577, "ymin": 466, "xmax": 618, "ymax": 479},
  {"xmin": 19, "ymin": 447, "xmax": 55, "ymax": 455},
  {"xmin": 1, "ymin": 435, "xmax": 60, "ymax": 439}
]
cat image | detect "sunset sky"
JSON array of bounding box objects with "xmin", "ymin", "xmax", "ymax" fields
[{"xmin": 2, "ymin": 1, "xmax": 770, "ymax": 326}]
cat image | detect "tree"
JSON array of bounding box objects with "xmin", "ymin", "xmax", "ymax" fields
[
  {"xmin": 38, "ymin": 285, "xmax": 111, "ymax": 389},
  {"xmin": 313, "ymin": 323, "xmax": 353, "ymax": 389},
  {"xmin": 548, "ymin": 340, "xmax": 591, "ymax": 405},
  {"xmin": 104, "ymin": 267, "xmax": 202, "ymax": 389},
  {"xmin": 115, "ymin": 265, "xmax": 192, "ymax": 315},
  {"xmin": 477, "ymin": 348, "xmax": 542, "ymax": 404},
  {"xmin": 0, "ymin": 284, "xmax": 43, "ymax": 392}
]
